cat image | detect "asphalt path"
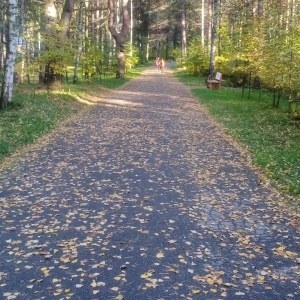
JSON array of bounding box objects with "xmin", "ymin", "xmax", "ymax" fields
[{"xmin": 0, "ymin": 64, "xmax": 299, "ymax": 300}]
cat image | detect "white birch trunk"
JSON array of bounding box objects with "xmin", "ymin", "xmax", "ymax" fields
[
  {"xmin": 130, "ymin": 0, "xmax": 133, "ymax": 57},
  {"xmin": 208, "ymin": 0, "xmax": 212, "ymax": 53},
  {"xmin": 179, "ymin": 0, "xmax": 187, "ymax": 58},
  {"xmin": 201, "ymin": 0, "xmax": 205, "ymax": 47},
  {"xmin": 1, "ymin": 0, "xmax": 19, "ymax": 108},
  {"xmin": 0, "ymin": 0, "xmax": 4, "ymax": 70},
  {"xmin": 209, "ymin": 0, "xmax": 219, "ymax": 77},
  {"xmin": 146, "ymin": 37, "xmax": 149, "ymax": 62},
  {"xmin": 20, "ymin": 0, "xmax": 25, "ymax": 84},
  {"xmin": 73, "ymin": 0, "xmax": 84, "ymax": 82}
]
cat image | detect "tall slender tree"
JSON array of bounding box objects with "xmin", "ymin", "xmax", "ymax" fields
[
  {"xmin": 0, "ymin": 0, "xmax": 20, "ymax": 109},
  {"xmin": 179, "ymin": 0, "xmax": 187, "ymax": 58},
  {"xmin": 0, "ymin": 0, "xmax": 5, "ymax": 70},
  {"xmin": 73, "ymin": 0, "xmax": 84, "ymax": 82},
  {"xmin": 209, "ymin": 0, "xmax": 219, "ymax": 77},
  {"xmin": 108, "ymin": 0, "xmax": 131, "ymax": 77}
]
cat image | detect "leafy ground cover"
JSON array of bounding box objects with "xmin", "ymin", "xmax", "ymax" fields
[
  {"xmin": 176, "ymin": 70, "xmax": 300, "ymax": 207},
  {"xmin": 0, "ymin": 65, "xmax": 145, "ymax": 164}
]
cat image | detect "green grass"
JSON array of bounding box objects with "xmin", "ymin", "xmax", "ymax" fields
[
  {"xmin": 176, "ymin": 70, "xmax": 300, "ymax": 206},
  {"xmin": 0, "ymin": 91, "xmax": 85, "ymax": 162},
  {"xmin": 0, "ymin": 64, "xmax": 146, "ymax": 165}
]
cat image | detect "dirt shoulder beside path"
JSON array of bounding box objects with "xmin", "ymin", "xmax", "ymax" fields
[{"xmin": 0, "ymin": 64, "xmax": 299, "ymax": 300}]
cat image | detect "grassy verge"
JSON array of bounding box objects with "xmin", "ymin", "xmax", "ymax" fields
[
  {"xmin": 176, "ymin": 70, "xmax": 300, "ymax": 207},
  {"xmin": 0, "ymin": 65, "xmax": 146, "ymax": 165}
]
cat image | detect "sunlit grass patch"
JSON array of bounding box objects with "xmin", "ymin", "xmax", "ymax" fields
[{"xmin": 0, "ymin": 91, "xmax": 85, "ymax": 162}]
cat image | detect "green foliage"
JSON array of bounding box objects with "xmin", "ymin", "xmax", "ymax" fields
[
  {"xmin": 125, "ymin": 43, "xmax": 140, "ymax": 70},
  {"xmin": 216, "ymin": 14, "xmax": 300, "ymax": 96},
  {"xmin": 184, "ymin": 38, "xmax": 209, "ymax": 75},
  {"xmin": 289, "ymin": 101, "xmax": 300, "ymax": 120},
  {"xmin": 37, "ymin": 35, "xmax": 74, "ymax": 77},
  {"xmin": 176, "ymin": 70, "xmax": 300, "ymax": 205},
  {"xmin": 0, "ymin": 140, "xmax": 9, "ymax": 156},
  {"xmin": 0, "ymin": 90, "xmax": 85, "ymax": 162},
  {"xmin": 82, "ymin": 46, "xmax": 103, "ymax": 78},
  {"xmin": 173, "ymin": 48, "xmax": 184, "ymax": 68}
]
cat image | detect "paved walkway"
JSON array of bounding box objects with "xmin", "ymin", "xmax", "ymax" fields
[{"xmin": 0, "ymin": 65, "xmax": 299, "ymax": 300}]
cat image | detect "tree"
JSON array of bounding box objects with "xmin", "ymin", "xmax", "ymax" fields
[
  {"xmin": 209, "ymin": 0, "xmax": 219, "ymax": 77},
  {"xmin": 73, "ymin": 0, "xmax": 84, "ymax": 83},
  {"xmin": 0, "ymin": 0, "xmax": 20, "ymax": 109},
  {"xmin": 60, "ymin": 0, "xmax": 78, "ymax": 38},
  {"xmin": 39, "ymin": 0, "xmax": 78, "ymax": 84},
  {"xmin": 0, "ymin": 0, "xmax": 5, "ymax": 71},
  {"xmin": 179, "ymin": 0, "xmax": 186, "ymax": 58},
  {"xmin": 258, "ymin": 0, "xmax": 263, "ymax": 17},
  {"xmin": 108, "ymin": 0, "xmax": 131, "ymax": 78}
]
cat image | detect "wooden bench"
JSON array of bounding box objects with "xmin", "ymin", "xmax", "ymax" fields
[{"xmin": 207, "ymin": 72, "xmax": 222, "ymax": 90}]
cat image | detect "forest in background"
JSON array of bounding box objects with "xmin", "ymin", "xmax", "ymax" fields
[{"xmin": 0, "ymin": 0, "xmax": 300, "ymax": 109}]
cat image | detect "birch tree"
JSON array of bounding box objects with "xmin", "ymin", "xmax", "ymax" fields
[
  {"xmin": 179, "ymin": 0, "xmax": 187, "ymax": 58},
  {"xmin": 0, "ymin": 0, "xmax": 20, "ymax": 109},
  {"xmin": 108, "ymin": 0, "xmax": 131, "ymax": 78},
  {"xmin": 209, "ymin": 0, "xmax": 219, "ymax": 77},
  {"xmin": 0, "ymin": 0, "xmax": 5, "ymax": 71},
  {"xmin": 73, "ymin": 0, "xmax": 84, "ymax": 82}
]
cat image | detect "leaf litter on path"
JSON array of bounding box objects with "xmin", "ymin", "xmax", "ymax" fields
[{"xmin": 0, "ymin": 66, "xmax": 299, "ymax": 299}]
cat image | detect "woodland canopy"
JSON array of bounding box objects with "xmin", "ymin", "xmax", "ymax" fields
[{"xmin": 0, "ymin": 0, "xmax": 300, "ymax": 108}]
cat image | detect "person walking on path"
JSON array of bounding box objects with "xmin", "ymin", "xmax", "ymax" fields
[
  {"xmin": 159, "ymin": 58, "xmax": 165, "ymax": 72},
  {"xmin": 0, "ymin": 63, "xmax": 299, "ymax": 300},
  {"xmin": 155, "ymin": 57, "xmax": 160, "ymax": 72}
]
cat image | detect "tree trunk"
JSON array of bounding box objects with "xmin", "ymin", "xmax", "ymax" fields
[
  {"xmin": 179, "ymin": 0, "xmax": 186, "ymax": 58},
  {"xmin": 108, "ymin": 0, "xmax": 130, "ymax": 78},
  {"xmin": 38, "ymin": 0, "xmax": 57, "ymax": 83},
  {"xmin": 245, "ymin": 0, "xmax": 252, "ymax": 18},
  {"xmin": 156, "ymin": 40, "xmax": 161, "ymax": 58},
  {"xmin": 60, "ymin": 0, "xmax": 77, "ymax": 38},
  {"xmin": 45, "ymin": 0, "xmax": 58, "ymax": 34},
  {"xmin": 19, "ymin": 0, "xmax": 25, "ymax": 84},
  {"xmin": 209, "ymin": 0, "xmax": 219, "ymax": 77},
  {"xmin": 0, "ymin": 0, "xmax": 19, "ymax": 109},
  {"xmin": 42, "ymin": 0, "xmax": 77, "ymax": 84},
  {"xmin": 258, "ymin": 0, "xmax": 263, "ymax": 17},
  {"xmin": 73, "ymin": 0, "xmax": 84, "ymax": 83},
  {"xmin": 0, "ymin": 0, "xmax": 4, "ymax": 71},
  {"xmin": 146, "ymin": 33, "xmax": 149, "ymax": 61},
  {"xmin": 201, "ymin": 0, "xmax": 205, "ymax": 47},
  {"xmin": 130, "ymin": 0, "xmax": 133, "ymax": 57}
]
